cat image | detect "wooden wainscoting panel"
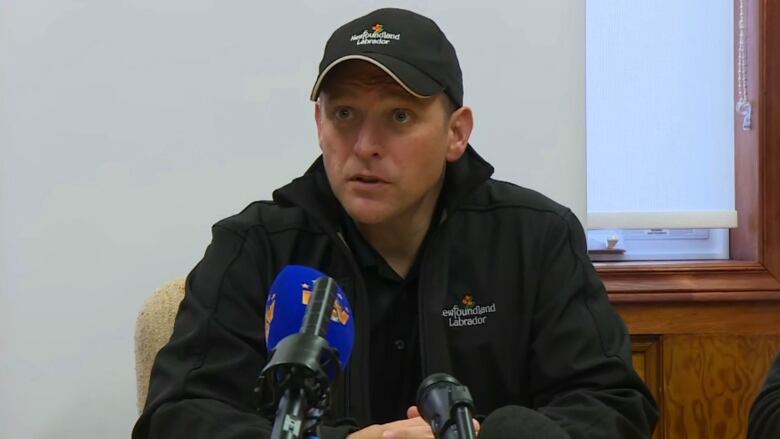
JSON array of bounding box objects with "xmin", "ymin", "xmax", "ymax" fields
[
  {"xmin": 615, "ymin": 302, "xmax": 780, "ymax": 335},
  {"xmin": 662, "ymin": 335, "xmax": 780, "ymax": 439},
  {"xmin": 632, "ymin": 336, "xmax": 663, "ymax": 439}
]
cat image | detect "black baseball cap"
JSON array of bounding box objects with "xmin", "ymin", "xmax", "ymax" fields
[{"xmin": 309, "ymin": 8, "xmax": 464, "ymax": 107}]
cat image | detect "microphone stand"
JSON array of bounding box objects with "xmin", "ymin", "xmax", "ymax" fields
[
  {"xmin": 255, "ymin": 277, "xmax": 342, "ymax": 439},
  {"xmin": 417, "ymin": 373, "xmax": 477, "ymax": 439},
  {"xmin": 450, "ymin": 386, "xmax": 476, "ymax": 439},
  {"xmin": 271, "ymin": 387, "xmax": 306, "ymax": 439}
]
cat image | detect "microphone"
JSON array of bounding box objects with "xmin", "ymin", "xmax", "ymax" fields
[
  {"xmin": 264, "ymin": 265, "xmax": 355, "ymax": 369},
  {"xmin": 479, "ymin": 406, "xmax": 569, "ymax": 439},
  {"xmin": 417, "ymin": 373, "xmax": 477, "ymax": 439},
  {"xmin": 254, "ymin": 265, "xmax": 355, "ymax": 439}
]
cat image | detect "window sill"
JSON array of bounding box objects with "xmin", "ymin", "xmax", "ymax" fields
[{"xmin": 597, "ymin": 259, "xmax": 780, "ymax": 303}]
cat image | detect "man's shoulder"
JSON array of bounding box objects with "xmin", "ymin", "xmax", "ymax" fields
[
  {"xmin": 460, "ymin": 179, "xmax": 589, "ymax": 251},
  {"xmin": 462, "ymin": 178, "xmax": 572, "ymax": 220},
  {"xmin": 213, "ymin": 200, "xmax": 321, "ymax": 237}
]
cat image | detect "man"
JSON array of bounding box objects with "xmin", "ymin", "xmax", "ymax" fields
[
  {"xmin": 133, "ymin": 8, "xmax": 657, "ymax": 439},
  {"xmin": 749, "ymin": 351, "xmax": 780, "ymax": 438}
]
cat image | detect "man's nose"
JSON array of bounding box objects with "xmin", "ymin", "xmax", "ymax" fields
[{"xmin": 353, "ymin": 119, "xmax": 383, "ymax": 159}]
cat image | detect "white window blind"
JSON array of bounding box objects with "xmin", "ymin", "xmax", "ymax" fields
[{"xmin": 586, "ymin": 0, "xmax": 737, "ymax": 230}]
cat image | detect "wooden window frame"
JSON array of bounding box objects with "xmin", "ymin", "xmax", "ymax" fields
[{"xmin": 599, "ymin": 0, "xmax": 780, "ymax": 304}]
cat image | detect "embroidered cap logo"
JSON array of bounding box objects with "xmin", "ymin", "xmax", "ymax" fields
[{"xmin": 350, "ymin": 23, "xmax": 401, "ymax": 46}]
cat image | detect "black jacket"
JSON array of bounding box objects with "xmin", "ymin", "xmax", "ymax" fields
[
  {"xmin": 133, "ymin": 148, "xmax": 657, "ymax": 439},
  {"xmin": 749, "ymin": 351, "xmax": 780, "ymax": 438}
]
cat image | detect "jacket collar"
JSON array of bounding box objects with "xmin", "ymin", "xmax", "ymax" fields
[{"xmin": 272, "ymin": 144, "xmax": 494, "ymax": 231}]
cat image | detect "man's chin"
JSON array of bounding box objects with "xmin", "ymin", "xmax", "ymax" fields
[
  {"xmin": 343, "ymin": 203, "xmax": 392, "ymax": 226},
  {"xmin": 346, "ymin": 211, "xmax": 389, "ymax": 226}
]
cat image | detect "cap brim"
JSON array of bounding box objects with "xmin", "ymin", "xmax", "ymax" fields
[{"xmin": 309, "ymin": 53, "xmax": 444, "ymax": 101}]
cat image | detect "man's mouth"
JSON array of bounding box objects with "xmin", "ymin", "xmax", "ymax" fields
[{"xmin": 351, "ymin": 174, "xmax": 385, "ymax": 184}]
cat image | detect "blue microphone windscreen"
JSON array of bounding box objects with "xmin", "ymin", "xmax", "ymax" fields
[{"xmin": 264, "ymin": 265, "xmax": 355, "ymax": 368}]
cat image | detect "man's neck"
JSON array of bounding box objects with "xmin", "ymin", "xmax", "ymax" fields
[{"xmin": 355, "ymin": 192, "xmax": 442, "ymax": 278}]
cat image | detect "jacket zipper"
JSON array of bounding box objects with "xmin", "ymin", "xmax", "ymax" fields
[
  {"xmin": 417, "ymin": 210, "xmax": 449, "ymax": 378},
  {"xmin": 334, "ymin": 231, "xmax": 369, "ymax": 422}
]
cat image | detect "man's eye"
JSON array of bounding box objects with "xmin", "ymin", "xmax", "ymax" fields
[
  {"xmin": 392, "ymin": 109, "xmax": 410, "ymax": 124},
  {"xmin": 335, "ymin": 108, "xmax": 353, "ymax": 120}
]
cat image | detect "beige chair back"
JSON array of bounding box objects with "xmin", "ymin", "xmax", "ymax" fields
[{"xmin": 134, "ymin": 277, "xmax": 185, "ymax": 414}]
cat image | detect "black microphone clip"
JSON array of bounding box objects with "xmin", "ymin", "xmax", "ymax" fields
[
  {"xmin": 417, "ymin": 373, "xmax": 477, "ymax": 439},
  {"xmin": 254, "ymin": 276, "xmax": 342, "ymax": 439}
]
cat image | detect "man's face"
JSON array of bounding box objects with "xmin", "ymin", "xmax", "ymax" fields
[{"xmin": 315, "ymin": 61, "xmax": 468, "ymax": 227}]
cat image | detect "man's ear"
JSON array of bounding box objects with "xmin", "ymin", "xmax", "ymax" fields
[
  {"xmin": 314, "ymin": 100, "xmax": 323, "ymax": 147},
  {"xmin": 446, "ymin": 105, "xmax": 473, "ymax": 162}
]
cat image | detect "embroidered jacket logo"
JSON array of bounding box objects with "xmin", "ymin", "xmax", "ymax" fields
[
  {"xmin": 350, "ymin": 23, "xmax": 401, "ymax": 46},
  {"xmin": 441, "ymin": 293, "xmax": 496, "ymax": 327}
]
